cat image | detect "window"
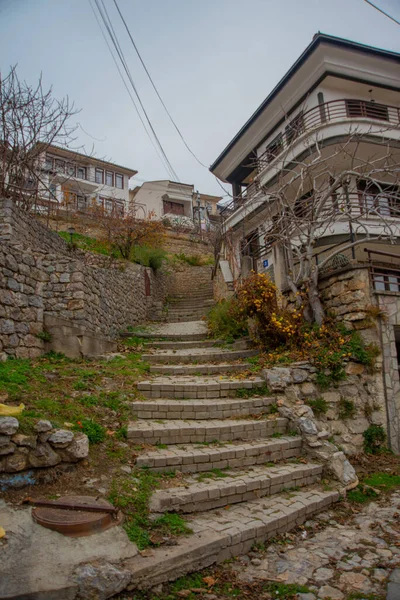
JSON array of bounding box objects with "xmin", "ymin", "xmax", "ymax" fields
[
  {"xmin": 76, "ymin": 196, "xmax": 87, "ymax": 210},
  {"xmin": 105, "ymin": 171, "xmax": 114, "ymax": 186},
  {"xmin": 105, "ymin": 199, "xmax": 114, "ymax": 213},
  {"xmin": 49, "ymin": 184, "xmax": 57, "ymax": 200},
  {"xmin": 358, "ymin": 180, "xmax": 400, "ymax": 218},
  {"xmin": 55, "ymin": 159, "xmax": 65, "ymax": 173},
  {"xmin": 285, "ymin": 112, "xmax": 304, "ymax": 145},
  {"xmin": 265, "ymin": 134, "xmax": 283, "ymax": 163},
  {"xmin": 115, "ymin": 200, "xmax": 124, "ymax": 216},
  {"xmin": 163, "ymin": 200, "xmax": 184, "ymax": 215},
  {"xmin": 45, "ymin": 156, "xmax": 53, "ymax": 171},
  {"xmin": 77, "ymin": 166, "xmax": 86, "ymax": 180},
  {"xmin": 66, "ymin": 163, "xmax": 76, "ymax": 177},
  {"xmin": 346, "ymin": 100, "xmax": 389, "ymax": 121},
  {"xmin": 294, "ymin": 189, "xmax": 314, "ymax": 218},
  {"xmin": 115, "ymin": 173, "xmax": 123, "ymax": 189},
  {"xmin": 95, "ymin": 168, "xmax": 104, "ymax": 184}
]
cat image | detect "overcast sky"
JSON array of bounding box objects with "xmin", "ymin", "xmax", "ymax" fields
[{"xmin": 0, "ymin": 0, "xmax": 399, "ymax": 197}]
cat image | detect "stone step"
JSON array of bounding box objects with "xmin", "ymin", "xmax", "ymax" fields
[
  {"xmin": 167, "ymin": 315, "xmax": 209, "ymax": 323},
  {"xmin": 149, "ymin": 463, "xmax": 323, "ymax": 514},
  {"xmin": 130, "ymin": 396, "xmax": 276, "ymax": 420},
  {"xmin": 128, "ymin": 417, "xmax": 287, "ymax": 445},
  {"xmin": 146, "ymin": 340, "xmax": 221, "ymax": 350},
  {"xmin": 168, "ymin": 299, "xmax": 215, "ymax": 307},
  {"xmin": 122, "ymin": 332, "xmax": 208, "ymax": 342},
  {"xmin": 125, "ymin": 488, "xmax": 340, "ymax": 590},
  {"xmin": 142, "ymin": 348, "xmax": 259, "ymax": 365},
  {"xmin": 137, "ymin": 376, "xmax": 265, "ymax": 398},
  {"xmin": 150, "ymin": 363, "xmax": 251, "ymax": 375},
  {"xmin": 135, "ymin": 435, "xmax": 300, "ymax": 471}
]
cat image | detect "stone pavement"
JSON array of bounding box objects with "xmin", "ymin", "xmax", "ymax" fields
[{"xmin": 223, "ymin": 490, "xmax": 400, "ymax": 599}]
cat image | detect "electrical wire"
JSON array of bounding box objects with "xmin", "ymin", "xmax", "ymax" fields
[
  {"xmin": 88, "ymin": 0, "xmax": 172, "ymax": 177},
  {"xmin": 363, "ymin": 0, "xmax": 400, "ymax": 26},
  {"xmin": 111, "ymin": 0, "xmax": 233, "ymax": 198},
  {"xmin": 95, "ymin": 0, "xmax": 179, "ymax": 180},
  {"xmin": 90, "ymin": 0, "xmax": 180, "ymax": 180}
]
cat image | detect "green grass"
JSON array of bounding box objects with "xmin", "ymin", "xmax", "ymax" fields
[
  {"xmin": 108, "ymin": 470, "xmax": 192, "ymax": 550},
  {"xmin": 236, "ymin": 384, "xmax": 269, "ymax": 398},
  {"xmin": 338, "ymin": 397, "xmax": 356, "ymax": 419},
  {"xmin": 197, "ymin": 468, "xmax": 230, "ymax": 482},
  {"xmin": 347, "ymin": 471, "xmax": 400, "ymax": 504},
  {"xmin": 0, "ymin": 352, "xmax": 149, "ymax": 443},
  {"xmin": 305, "ymin": 396, "xmax": 328, "ymax": 416},
  {"xmin": 58, "ymin": 230, "xmax": 112, "ymax": 256}
]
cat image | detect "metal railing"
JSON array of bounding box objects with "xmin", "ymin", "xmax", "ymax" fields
[
  {"xmin": 219, "ymin": 182, "xmax": 260, "ymax": 217},
  {"xmin": 257, "ymin": 98, "xmax": 400, "ymax": 174}
]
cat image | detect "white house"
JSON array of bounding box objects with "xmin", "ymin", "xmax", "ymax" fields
[
  {"xmin": 38, "ymin": 145, "xmax": 137, "ymax": 215},
  {"xmin": 210, "ymin": 33, "xmax": 400, "ymax": 291}
]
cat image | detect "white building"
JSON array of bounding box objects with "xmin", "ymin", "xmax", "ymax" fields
[
  {"xmin": 39, "ymin": 145, "xmax": 137, "ymax": 215},
  {"xmin": 130, "ymin": 180, "xmax": 222, "ymax": 225},
  {"xmin": 210, "ymin": 34, "xmax": 400, "ymax": 291}
]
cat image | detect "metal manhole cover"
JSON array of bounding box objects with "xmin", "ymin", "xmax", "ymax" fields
[{"xmin": 30, "ymin": 495, "xmax": 123, "ymax": 537}]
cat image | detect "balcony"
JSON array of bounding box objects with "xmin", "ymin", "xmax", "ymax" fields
[
  {"xmin": 219, "ymin": 182, "xmax": 260, "ymax": 217},
  {"xmin": 257, "ymin": 98, "xmax": 400, "ymax": 175},
  {"xmin": 365, "ymin": 248, "xmax": 400, "ymax": 293}
]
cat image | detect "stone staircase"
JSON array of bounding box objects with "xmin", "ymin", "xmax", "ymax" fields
[
  {"xmin": 124, "ymin": 322, "xmax": 340, "ymax": 589},
  {"xmin": 165, "ymin": 284, "xmax": 215, "ymax": 322}
]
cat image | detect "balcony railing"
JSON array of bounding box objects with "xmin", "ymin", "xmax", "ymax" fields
[
  {"xmin": 257, "ymin": 98, "xmax": 400, "ymax": 174},
  {"xmin": 219, "ymin": 182, "xmax": 260, "ymax": 217}
]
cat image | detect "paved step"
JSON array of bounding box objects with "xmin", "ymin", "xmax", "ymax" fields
[
  {"xmin": 130, "ymin": 396, "xmax": 276, "ymax": 420},
  {"xmin": 137, "ymin": 375, "xmax": 265, "ymax": 398},
  {"xmin": 125, "ymin": 488, "xmax": 340, "ymax": 589},
  {"xmin": 147, "ymin": 340, "xmax": 221, "ymax": 350},
  {"xmin": 135, "ymin": 436, "xmax": 301, "ymax": 471},
  {"xmin": 150, "ymin": 463, "xmax": 323, "ymax": 513},
  {"xmin": 127, "ymin": 417, "xmax": 287, "ymax": 445},
  {"xmin": 122, "ymin": 333, "xmax": 208, "ymax": 342},
  {"xmin": 167, "ymin": 315, "xmax": 209, "ymax": 322},
  {"xmin": 142, "ymin": 348, "xmax": 258, "ymax": 365},
  {"xmin": 168, "ymin": 299, "xmax": 215, "ymax": 307},
  {"xmin": 150, "ymin": 363, "xmax": 251, "ymax": 375}
]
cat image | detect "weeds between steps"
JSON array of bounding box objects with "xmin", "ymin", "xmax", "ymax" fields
[
  {"xmin": 108, "ymin": 469, "xmax": 192, "ymax": 550},
  {"xmin": 235, "ymin": 384, "xmax": 270, "ymax": 398}
]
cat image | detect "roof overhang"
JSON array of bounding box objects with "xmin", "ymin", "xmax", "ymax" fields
[{"xmin": 210, "ymin": 33, "xmax": 400, "ymax": 183}]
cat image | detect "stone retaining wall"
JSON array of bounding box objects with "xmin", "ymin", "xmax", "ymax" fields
[
  {"xmin": 0, "ymin": 416, "xmax": 89, "ymax": 485},
  {"xmin": 161, "ymin": 231, "xmax": 213, "ymax": 258},
  {"xmin": 262, "ymin": 360, "xmax": 386, "ymax": 456},
  {"xmin": 0, "ymin": 198, "xmax": 167, "ymax": 358}
]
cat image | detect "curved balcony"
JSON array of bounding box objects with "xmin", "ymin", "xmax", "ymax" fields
[{"xmin": 257, "ymin": 98, "xmax": 400, "ymax": 175}]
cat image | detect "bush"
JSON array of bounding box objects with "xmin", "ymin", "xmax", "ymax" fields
[
  {"xmin": 74, "ymin": 418, "xmax": 106, "ymax": 444},
  {"xmin": 206, "ymin": 298, "xmax": 247, "ymax": 340},
  {"xmin": 305, "ymin": 397, "xmax": 328, "ymax": 416},
  {"xmin": 363, "ymin": 424, "xmax": 387, "ymax": 454},
  {"xmin": 131, "ymin": 246, "xmax": 166, "ymax": 271},
  {"xmin": 338, "ymin": 398, "xmax": 356, "ymax": 420},
  {"xmin": 235, "ymin": 273, "xmax": 303, "ymax": 348}
]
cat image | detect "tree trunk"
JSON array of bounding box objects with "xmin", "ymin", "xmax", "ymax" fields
[{"xmin": 308, "ymin": 270, "xmax": 325, "ymax": 325}]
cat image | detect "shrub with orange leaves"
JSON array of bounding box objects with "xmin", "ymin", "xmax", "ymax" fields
[{"xmin": 236, "ymin": 273, "xmax": 303, "ymax": 348}]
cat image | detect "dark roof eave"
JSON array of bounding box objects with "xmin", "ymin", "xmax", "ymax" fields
[{"xmin": 210, "ymin": 33, "xmax": 400, "ymax": 174}]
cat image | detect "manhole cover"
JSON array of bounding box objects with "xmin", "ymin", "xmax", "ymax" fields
[{"xmin": 31, "ymin": 495, "xmax": 123, "ymax": 537}]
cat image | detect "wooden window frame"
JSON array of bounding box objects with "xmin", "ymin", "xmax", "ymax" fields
[
  {"xmin": 115, "ymin": 173, "xmax": 124, "ymax": 189},
  {"xmin": 105, "ymin": 171, "xmax": 114, "ymax": 186},
  {"xmin": 95, "ymin": 168, "xmax": 104, "ymax": 184},
  {"xmin": 76, "ymin": 166, "xmax": 86, "ymax": 180}
]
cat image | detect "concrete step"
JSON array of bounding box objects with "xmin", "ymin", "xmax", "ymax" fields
[
  {"xmin": 142, "ymin": 348, "xmax": 259, "ymax": 365},
  {"xmin": 136, "ymin": 436, "xmax": 302, "ymax": 472},
  {"xmin": 167, "ymin": 315, "xmax": 209, "ymax": 323},
  {"xmin": 149, "ymin": 463, "xmax": 323, "ymax": 514},
  {"xmin": 125, "ymin": 488, "xmax": 340, "ymax": 590},
  {"xmin": 127, "ymin": 417, "xmax": 287, "ymax": 445},
  {"xmin": 168, "ymin": 299, "xmax": 215, "ymax": 307},
  {"xmin": 146, "ymin": 340, "xmax": 221, "ymax": 350},
  {"xmin": 137, "ymin": 375, "xmax": 265, "ymax": 399},
  {"xmin": 130, "ymin": 396, "xmax": 276, "ymax": 420},
  {"xmin": 122, "ymin": 332, "xmax": 208, "ymax": 342},
  {"xmin": 150, "ymin": 363, "xmax": 251, "ymax": 375},
  {"xmin": 166, "ymin": 311, "xmax": 210, "ymax": 318}
]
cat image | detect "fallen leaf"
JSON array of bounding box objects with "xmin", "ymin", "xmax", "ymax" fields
[{"xmin": 202, "ymin": 576, "xmax": 216, "ymax": 587}]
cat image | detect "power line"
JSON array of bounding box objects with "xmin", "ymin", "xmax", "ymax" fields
[
  {"xmin": 95, "ymin": 0, "xmax": 179, "ymax": 180},
  {"xmin": 88, "ymin": 0, "xmax": 173, "ymax": 177},
  {"xmin": 363, "ymin": 0, "xmax": 400, "ymax": 25},
  {"xmin": 111, "ymin": 0, "xmax": 233, "ymax": 198},
  {"xmin": 90, "ymin": 0, "xmax": 180, "ymax": 180}
]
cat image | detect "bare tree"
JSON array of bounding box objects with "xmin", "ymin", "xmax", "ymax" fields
[
  {"xmin": 233, "ymin": 129, "xmax": 400, "ymax": 324},
  {"xmin": 0, "ymin": 66, "xmax": 78, "ymax": 210}
]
